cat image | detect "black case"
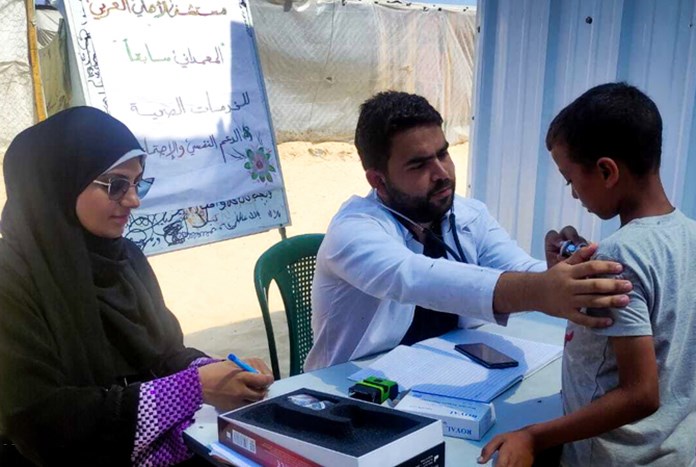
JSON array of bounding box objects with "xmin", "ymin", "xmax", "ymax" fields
[{"xmin": 218, "ymin": 388, "xmax": 445, "ymax": 466}]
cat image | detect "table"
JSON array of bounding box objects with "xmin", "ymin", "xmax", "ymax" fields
[{"xmin": 184, "ymin": 312, "xmax": 566, "ymax": 466}]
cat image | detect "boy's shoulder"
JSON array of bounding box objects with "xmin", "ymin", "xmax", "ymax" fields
[{"xmin": 595, "ymin": 209, "xmax": 694, "ymax": 262}]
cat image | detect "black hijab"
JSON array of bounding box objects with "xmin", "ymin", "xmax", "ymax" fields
[{"xmin": 0, "ymin": 107, "xmax": 202, "ymax": 465}]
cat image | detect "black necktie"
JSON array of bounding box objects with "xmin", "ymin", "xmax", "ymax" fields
[{"xmin": 399, "ymin": 219, "xmax": 461, "ymax": 346}]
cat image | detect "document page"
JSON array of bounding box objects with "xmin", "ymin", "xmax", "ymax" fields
[
  {"xmin": 349, "ymin": 330, "xmax": 562, "ymax": 402},
  {"xmin": 416, "ymin": 329, "xmax": 563, "ymax": 379},
  {"xmin": 349, "ymin": 345, "xmax": 522, "ymax": 402}
]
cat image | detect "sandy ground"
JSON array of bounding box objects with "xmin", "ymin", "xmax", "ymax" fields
[{"xmin": 0, "ymin": 141, "xmax": 469, "ymax": 378}]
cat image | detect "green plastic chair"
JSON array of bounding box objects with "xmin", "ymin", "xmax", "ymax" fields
[{"xmin": 254, "ymin": 234, "xmax": 324, "ymax": 380}]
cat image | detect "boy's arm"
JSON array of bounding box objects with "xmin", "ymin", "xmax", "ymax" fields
[{"xmin": 478, "ymin": 335, "xmax": 659, "ymax": 466}]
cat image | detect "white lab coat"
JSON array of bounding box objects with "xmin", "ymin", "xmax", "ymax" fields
[{"xmin": 304, "ymin": 191, "xmax": 546, "ymax": 371}]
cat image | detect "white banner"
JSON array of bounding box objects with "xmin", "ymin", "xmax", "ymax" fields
[{"xmin": 63, "ymin": 0, "xmax": 290, "ymax": 254}]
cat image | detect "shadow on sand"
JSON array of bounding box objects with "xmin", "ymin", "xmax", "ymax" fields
[{"xmin": 184, "ymin": 309, "xmax": 292, "ymax": 378}]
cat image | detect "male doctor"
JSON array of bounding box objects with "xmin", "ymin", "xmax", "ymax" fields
[{"xmin": 304, "ymin": 91, "xmax": 632, "ymax": 370}]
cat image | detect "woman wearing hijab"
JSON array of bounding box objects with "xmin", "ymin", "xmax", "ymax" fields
[{"xmin": 0, "ymin": 107, "xmax": 274, "ymax": 466}]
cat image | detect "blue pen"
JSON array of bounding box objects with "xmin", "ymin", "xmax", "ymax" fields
[{"xmin": 227, "ymin": 353, "xmax": 259, "ymax": 373}]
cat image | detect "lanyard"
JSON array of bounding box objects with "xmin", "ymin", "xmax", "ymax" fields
[{"xmin": 379, "ymin": 203, "xmax": 467, "ymax": 263}]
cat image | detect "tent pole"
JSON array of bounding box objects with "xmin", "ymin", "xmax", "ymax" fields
[{"xmin": 25, "ymin": 0, "xmax": 46, "ymax": 122}]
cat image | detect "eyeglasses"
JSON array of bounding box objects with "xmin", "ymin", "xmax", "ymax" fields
[{"xmin": 92, "ymin": 176, "xmax": 154, "ymax": 201}]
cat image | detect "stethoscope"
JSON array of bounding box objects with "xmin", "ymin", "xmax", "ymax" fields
[{"xmin": 378, "ymin": 202, "xmax": 468, "ymax": 263}]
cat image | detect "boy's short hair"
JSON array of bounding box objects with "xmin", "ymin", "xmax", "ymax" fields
[
  {"xmin": 354, "ymin": 91, "xmax": 443, "ymax": 172},
  {"xmin": 546, "ymin": 82, "xmax": 662, "ymax": 176}
]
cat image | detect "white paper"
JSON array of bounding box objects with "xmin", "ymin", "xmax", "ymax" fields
[
  {"xmin": 63, "ymin": 1, "xmax": 290, "ymax": 254},
  {"xmin": 349, "ymin": 330, "xmax": 562, "ymax": 402},
  {"xmin": 416, "ymin": 329, "xmax": 563, "ymax": 380}
]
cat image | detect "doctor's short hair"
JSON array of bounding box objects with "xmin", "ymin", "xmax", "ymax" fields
[
  {"xmin": 546, "ymin": 82, "xmax": 663, "ymax": 176},
  {"xmin": 355, "ymin": 91, "xmax": 443, "ymax": 172}
]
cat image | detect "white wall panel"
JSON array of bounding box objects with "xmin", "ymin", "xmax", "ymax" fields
[{"xmin": 471, "ymin": 0, "xmax": 696, "ymax": 257}]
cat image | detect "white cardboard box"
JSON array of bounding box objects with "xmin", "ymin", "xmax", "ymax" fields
[{"xmin": 395, "ymin": 391, "xmax": 496, "ymax": 440}]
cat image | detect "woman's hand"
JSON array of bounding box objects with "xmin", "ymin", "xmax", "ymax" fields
[
  {"xmin": 198, "ymin": 359, "xmax": 275, "ymax": 411},
  {"xmin": 240, "ymin": 357, "xmax": 273, "ymax": 376}
]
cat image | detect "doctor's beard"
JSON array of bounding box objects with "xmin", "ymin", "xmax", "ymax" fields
[{"xmin": 382, "ymin": 178, "xmax": 455, "ymax": 224}]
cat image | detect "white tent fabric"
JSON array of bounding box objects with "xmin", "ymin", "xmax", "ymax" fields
[
  {"xmin": 250, "ymin": 0, "xmax": 476, "ymax": 144},
  {"xmin": 0, "ymin": 0, "xmax": 34, "ymax": 159},
  {"xmin": 2, "ymin": 0, "xmax": 476, "ymax": 157},
  {"xmin": 50, "ymin": 0, "xmax": 475, "ymax": 145}
]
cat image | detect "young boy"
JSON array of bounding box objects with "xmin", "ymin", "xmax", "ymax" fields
[{"xmin": 478, "ymin": 83, "xmax": 696, "ymax": 466}]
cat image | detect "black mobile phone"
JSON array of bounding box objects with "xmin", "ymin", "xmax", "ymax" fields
[{"xmin": 454, "ymin": 343, "xmax": 519, "ymax": 369}]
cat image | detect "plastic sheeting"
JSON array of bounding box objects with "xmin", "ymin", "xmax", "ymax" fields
[
  {"xmin": 250, "ymin": 0, "xmax": 476, "ymax": 144},
  {"xmin": 0, "ymin": 3, "xmax": 71, "ymax": 161},
  {"xmin": 48, "ymin": 0, "xmax": 477, "ymax": 145},
  {"xmin": 36, "ymin": 6, "xmax": 71, "ymax": 116},
  {"xmin": 0, "ymin": 0, "xmax": 34, "ymax": 159}
]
